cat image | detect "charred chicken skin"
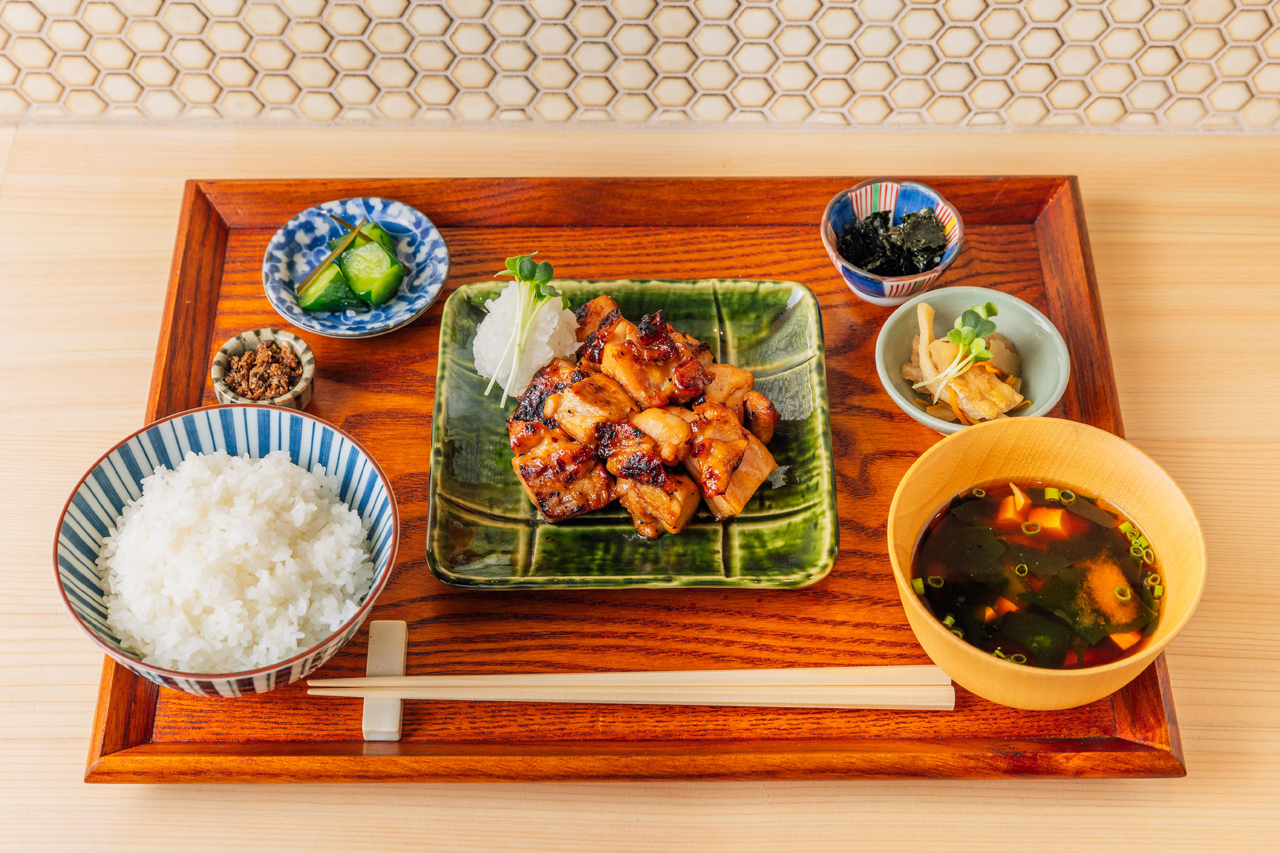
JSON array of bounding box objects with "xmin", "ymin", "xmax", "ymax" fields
[{"xmin": 506, "ymin": 298, "xmax": 782, "ymax": 533}]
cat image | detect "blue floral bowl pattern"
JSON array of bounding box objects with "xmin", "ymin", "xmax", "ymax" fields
[
  {"xmin": 820, "ymin": 180, "xmax": 964, "ymax": 308},
  {"xmin": 262, "ymin": 196, "xmax": 449, "ymax": 339},
  {"xmin": 53, "ymin": 405, "xmax": 400, "ymax": 697}
]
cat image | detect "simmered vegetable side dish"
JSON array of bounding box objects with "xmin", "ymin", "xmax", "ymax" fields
[
  {"xmin": 506, "ymin": 295, "xmax": 782, "ymax": 539},
  {"xmin": 902, "ymin": 302, "xmax": 1030, "ymax": 425},
  {"xmin": 911, "ymin": 483, "xmax": 1165, "ymax": 668},
  {"xmin": 296, "ymin": 215, "xmax": 406, "ymax": 312}
]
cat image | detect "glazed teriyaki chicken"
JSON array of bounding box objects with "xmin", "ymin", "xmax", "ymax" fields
[{"xmin": 507, "ymin": 295, "xmax": 782, "ymax": 539}]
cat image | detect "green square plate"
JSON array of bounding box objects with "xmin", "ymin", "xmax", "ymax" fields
[{"xmin": 426, "ymin": 279, "xmax": 838, "ymax": 589}]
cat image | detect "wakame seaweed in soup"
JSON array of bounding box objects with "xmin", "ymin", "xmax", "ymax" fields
[{"xmin": 910, "ymin": 483, "xmax": 1165, "ymax": 669}]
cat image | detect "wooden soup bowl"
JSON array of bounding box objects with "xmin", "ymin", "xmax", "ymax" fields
[{"xmin": 887, "ymin": 417, "xmax": 1205, "ymax": 710}]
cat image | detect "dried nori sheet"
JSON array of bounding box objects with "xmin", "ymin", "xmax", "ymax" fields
[{"xmin": 835, "ymin": 208, "xmax": 947, "ymax": 277}]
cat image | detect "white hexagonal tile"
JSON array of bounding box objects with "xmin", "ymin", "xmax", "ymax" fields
[
  {"xmin": 1226, "ymin": 9, "xmax": 1271, "ymax": 41},
  {"xmin": 860, "ymin": 0, "xmax": 903, "ymax": 23},
  {"xmin": 11, "ymin": 38, "xmax": 55, "ymax": 68},
  {"xmin": 99, "ymin": 71, "xmax": 141, "ymax": 102},
  {"xmin": 1025, "ymin": 0, "xmax": 1069, "ymax": 23},
  {"xmin": 1057, "ymin": 45, "xmax": 1101, "ymax": 76},
  {"xmin": 1145, "ymin": 9, "xmax": 1191, "ymax": 42},
  {"xmin": 814, "ymin": 44, "xmax": 856, "ymax": 75},
  {"xmin": 534, "ymin": 91, "xmax": 575, "ymax": 119},
  {"xmin": 408, "ymin": 5, "xmax": 452, "ymax": 37},
  {"xmin": 1171, "ymin": 61, "xmax": 1215, "ymax": 93},
  {"xmin": 47, "ymin": 20, "xmax": 91, "ymax": 52},
  {"xmin": 455, "ymin": 91, "xmax": 497, "ymax": 119},
  {"xmin": 126, "ymin": 20, "xmax": 171, "ymax": 53},
  {"xmin": 452, "ymin": 56, "xmax": 496, "ymax": 87},
  {"xmin": 258, "ymin": 73, "xmax": 300, "ymax": 104},
  {"xmin": 415, "ymin": 74, "xmax": 458, "ymax": 105},
  {"xmin": 493, "ymin": 41, "xmax": 535, "ymax": 72},
  {"xmin": 895, "ymin": 44, "xmax": 938, "ymax": 75},
  {"xmin": 335, "ymin": 73, "xmax": 378, "ymax": 104},
  {"xmin": 969, "ymin": 79, "xmax": 1012, "ymax": 109},
  {"xmin": 610, "ymin": 0, "xmax": 655, "ymax": 22},
  {"xmin": 653, "ymin": 76, "xmax": 694, "ymax": 106},
  {"xmin": 1100, "ymin": 27, "xmax": 1146, "ymax": 60},
  {"xmin": 373, "ymin": 57, "xmax": 415, "ymax": 88},
  {"xmin": 612, "ymin": 24, "xmax": 655, "ymax": 56},
  {"xmin": 850, "ymin": 94, "xmax": 892, "ymax": 124},
  {"xmin": 447, "ymin": 0, "xmax": 492, "ymax": 21},
  {"xmin": 135, "ymin": 55, "xmax": 177, "ymax": 86},
  {"xmin": 890, "ymin": 79, "xmax": 933, "ymax": 109},
  {"xmin": 163, "ymin": 3, "xmax": 207, "ymax": 37},
  {"xmin": 692, "ymin": 92, "xmax": 733, "ymax": 120},
  {"xmin": 293, "ymin": 56, "xmax": 337, "ymax": 88},
  {"xmin": 573, "ymin": 75, "xmax": 615, "ymax": 106},
  {"xmin": 694, "ymin": 24, "xmax": 738, "ymax": 57},
  {"xmin": 612, "ymin": 58, "xmax": 656, "ymax": 90},
  {"xmin": 493, "ymin": 74, "xmax": 536, "ymax": 106},
  {"xmin": 532, "ymin": 57, "xmax": 575, "ymax": 88},
  {"xmin": 250, "ymin": 39, "xmax": 294, "ymax": 72},
  {"xmin": 652, "ymin": 43, "xmax": 696, "ymax": 74},
  {"xmin": 852, "ymin": 61, "xmax": 896, "ymax": 91},
  {"xmin": 571, "ymin": 5, "xmax": 615, "ymax": 38},
  {"xmin": 411, "ymin": 41, "xmax": 455, "ymax": 72},
  {"xmin": 1181, "ymin": 28, "xmax": 1226, "ymax": 60},
  {"xmin": 776, "ymin": 0, "xmax": 821, "ymax": 23},
  {"xmin": 1107, "ymin": 0, "xmax": 1153, "ymax": 25},
  {"xmin": 288, "ymin": 22, "xmax": 332, "ymax": 54},
  {"xmin": 332, "ymin": 40, "xmax": 374, "ymax": 71},
  {"xmin": 815, "ymin": 7, "xmax": 857, "ymax": 40},
  {"xmin": 774, "ymin": 25, "xmax": 818, "ymax": 57},
  {"xmin": 369, "ymin": 22, "xmax": 412, "ymax": 54},
  {"xmin": 83, "ymin": 3, "xmax": 126, "ymax": 35},
  {"xmin": 928, "ymin": 95, "xmax": 970, "ymax": 124},
  {"xmin": 1190, "ymin": 0, "xmax": 1233, "ymax": 26},
  {"xmin": 900, "ymin": 9, "xmax": 945, "ymax": 40},
  {"xmin": 938, "ymin": 27, "xmax": 982, "ymax": 58},
  {"xmin": 221, "ymin": 90, "xmax": 264, "ymax": 118},
  {"xmin": 368, "ymin": 0, "xmax": 409, "ymax": 18},
  {"xmin": 1020, "ymin": 28, "xmax": 1063, "ymax": 59},
  {"xmin": 531, "ymin": 23, "xmax": 574, "ymax": 55},
  {"xmin": 1217, "ymin": 45, "xmax": 1261, "ymax": 77},
  {"xmin": 451, "ymin": 22, "xmax": 495, "ymax": 54},
  {"xmin": 981, "ymin": 9, "xmax": 1026, "ymax": 40},
  {"xmin": 178, "ymin": 73, "xmax": 221, "ymax": 104},
  {"xmin": 490, "ymin": 4, "xmax": 534, "ymax": 37},
  {"xmin": 206, "ymin": 22, "xmax": 250, "ymax": 54},
  {"xmin": 1, "ymin": 2, "xmax": 44, "ymax": 34},
  {"xmin": 652, "ymin": 6, "xmax": 696, "ymax": 39},
  {"xmin": 55, "ymin": 55, "xmax": 99, "ymax": 87},
  {"xmin": 572, "ymin": 42, "xmax": 616, "ymax": 73},
  {"xmin": 735, "ymin": 7, "xmax": 779, "ymax": 39},
  {"xmin": 856, "ymin": 26, "xmax": 900, "ymax": 58},
  {"xmin": 975, "ymin": 44, "xmax": 1019, "ymax": 75},
  {"xmin": 695, "ymin": 0, "xmax": 739, "ymax": 22},
  {"xmin": 932, "ymin": 62, "xmax": 975, "ymax": 92},
  {"xmin": 811, "ymin": 78, "xmax": 852, "ymax": 108},
  {"xmin": 1127, "ymin": 79, "xmax": 1171, "ymax": 108}
]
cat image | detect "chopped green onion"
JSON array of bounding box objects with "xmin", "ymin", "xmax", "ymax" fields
[
  {"xmin": 1021, "ymin": 521, "xmax": 1041, "ymax": 535},
  {"xmin": 1010, "ymin": 653, "xmax": 1028, "ymax": 665},
  {"xmin": 1127, "ymin": 529, "xmax": 1140, "ymax": 541},
  {"xmin": 927, "ymin": 576, "xmax": 945, "ymax": 589},
  {"xmin": 912, "ymin": 578, "xmax": 925, "ymax": 595},
  {"xmin": 1144, "ymin": 574, "xmax": 1162, "ymax": 588},
  {"xmin": 1135, "ymin": 535, "xmax": 1149, "ymax": 549},
  {"xmin": 942, "ymin": 615, "xmax": 956, "ymax": 628},
  {"xmin": 1115, "ymin": 585, "xmax": 1132, "ymax": 602},
  {"xmin": 992, "ymin": 649, "xmax": 1007, "ymax": 659},
  {"xmin": 1014, "ymin": 563, "xmax": 1029, "ymax": 577},
  {"xmin": 1143, "ymin": 548, "xmax": 1155, "ymax": 565},
  {"xmin": 971, "ymin": 487, "xmax": 986, "ymax": 498},
  {"xmin": 1045, "ymin": 487, "xmax": 1060, "ymax": 501},
  {"xmin": 1153, "ymin": 585, "xmax": 1164, "ymax": 598},
  {"xmin": 1118, "ymin": 521, "xmax": 1135, "ymax": 536},
  {"xmin": 1130, "ymin": 543, "xmax": 1145, "ymax": 557},
  {"xmin": 1059, "ymin": 489, "xmax": 1076, "ymax": 505},
  {"xmin": 950, "ymin": 628, "xmax": 964, "ymax": 638}
]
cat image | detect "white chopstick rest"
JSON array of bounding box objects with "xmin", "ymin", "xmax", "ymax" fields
[
  {"xmin": 312, "ymin": 665, "xmax": 955, "ymax": 712},
  {"xmin": 361, "ymin": 620, "xmax": 407, "ymax": 742}
]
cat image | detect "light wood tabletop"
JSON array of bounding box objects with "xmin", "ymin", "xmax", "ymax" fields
[{"xmin": 2, "ymin": 126, "xmax": 1277, "ymax": 852}]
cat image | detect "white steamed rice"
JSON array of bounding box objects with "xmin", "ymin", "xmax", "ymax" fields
[
  {"xmin": 99, "ymin": 449, "xmax": 375, "ymax": 674},
  {"xmin": 473, "ymin": 283, "xmax": 579, "ymax": 399}
]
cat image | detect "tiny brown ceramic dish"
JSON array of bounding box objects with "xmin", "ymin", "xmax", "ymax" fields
[{"xmin": 211, "ymin": 328, "xmax": 316, "ymax": 411}]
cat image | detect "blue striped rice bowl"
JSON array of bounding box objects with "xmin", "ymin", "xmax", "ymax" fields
[
  {"xmin": 820, "ymin": 179, "xmax": 964, "ymax": 308},
  {"xmin": 53, "ymin": 405, "xmax": 399, "ymax": 697}
]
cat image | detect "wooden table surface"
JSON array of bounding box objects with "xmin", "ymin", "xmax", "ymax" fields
[{"xmin": 2, "ymin": 126, "xmax": 1277, "ymax": 852}]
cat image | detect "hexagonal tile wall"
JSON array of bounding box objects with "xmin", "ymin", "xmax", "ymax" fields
[{"xmin": 0, "ymin": 1, "xmax": 1275, "ymax": 128}]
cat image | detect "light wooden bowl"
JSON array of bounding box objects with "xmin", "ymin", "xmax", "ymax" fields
[{"xmin": 887, "ymin": 417, "xmax": 1205, "ymax": 710}]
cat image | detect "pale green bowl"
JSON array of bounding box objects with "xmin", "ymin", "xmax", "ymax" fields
[{"xmin": 874, "ymin": 286, "xmax": 1071, "ymax": 435}]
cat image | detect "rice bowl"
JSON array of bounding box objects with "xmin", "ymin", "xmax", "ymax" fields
[{"xmin": 100, "ymin": 450, "xmax": 374, "ymax": 675}]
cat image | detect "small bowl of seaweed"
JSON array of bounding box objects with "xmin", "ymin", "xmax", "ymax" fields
[{"xmin": 820, "ymin": 179, "xmax": 964, "ymax": 307}]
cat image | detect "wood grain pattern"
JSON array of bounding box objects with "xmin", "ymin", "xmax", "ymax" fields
[{"xmin": 85, "ymin": 177, "xmax": 1179, "ymax": 782}]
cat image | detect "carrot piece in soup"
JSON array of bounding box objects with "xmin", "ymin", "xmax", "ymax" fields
[
  {"xmin": 983, "ymin": 606, "xmax": 997, "ymax": 624},
  {"xmin": 993, "ymin": 596, "xmax": 1020, "ymax": 617},
  {"xmin": 1009, "ymin": 482, "xmax": 1031, "ymax": 513},
  {"xmin": 1110, "ymin": 630, "xmax": 1144, "ymax": 651},
  {"xmin": 995, "ymin": 495, "xmax": 1027, "ymax": 529},
  {"xmin": 1027, "ymin": 506, "xmax": 1072, "ymax": 540}
]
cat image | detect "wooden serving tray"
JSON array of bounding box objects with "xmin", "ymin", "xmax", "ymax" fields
[{"xmin": 87, "ymin": 177, "xmax": 1184, "ymax": 782}]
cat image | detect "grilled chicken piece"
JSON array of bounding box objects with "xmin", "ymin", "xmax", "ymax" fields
[
  {"xmin": 684, "ymin": 403, "xmax": 750, "ymax": 497},
  {"xmin": 508, "ymin": 420, "xmax": 614, "ymax": 523},
  {"xmin": 577, "ymin": 302, "xmax": 639, "ymax": 374},
  {"xmin": 627, "ymin": 407, "xmax": 692, "ymax": 466},
  {"xmin": 594, "ymin": 421, "xmax": 667, "ymax": 485},
  {"xmin": 742, "ymin": 390, "xmax": 780, "ymax": 444},
  {"xmin": 510, "ymin": 358, "xmax": 583, "ymax": 426},
  {"xmin": 616, "ymin": 473, "xmax": 701, "ymax": 539},
  {"xmin": 600, "ymin": 310, "xmax": 711, "ymax": 408},
  {"xmin": 703, "ymin": 433, "xmax": 777, "ymax": 519},
  {"xmin": 701, "ymin": 362, "xmax": 755, "ymax": 421},
  {"xmin": 548, "ymin": 374, "xmax": 639, "ymax": 445},
  {"xmin": 575, "ymin": 295, "xmax": 619, "ymax": 342},
  {"xmin": 671, "ymin": 330, "xmax": 714, "ymax": 368}
]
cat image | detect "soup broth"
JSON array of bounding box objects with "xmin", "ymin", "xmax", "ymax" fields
[{"xmin": 910, "ymin": 483, "xmax": 1164, "ymax": 669}]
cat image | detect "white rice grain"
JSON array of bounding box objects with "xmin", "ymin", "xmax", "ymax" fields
[{"xmin": 99, "ymin": 450, "xmax": 374, "ymax": 674}]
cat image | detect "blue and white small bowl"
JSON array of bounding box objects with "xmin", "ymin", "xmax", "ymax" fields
[
  {"xmin": 820, "ymin": 179, "xmax": 964, "ymax": 308},
  {"xmin": 263, "ymin": 196, "xmax": 450, "ymax": 339},
  {"xmin": 53, "ymin": 405, "xmax": 400, "ymax": 697}
]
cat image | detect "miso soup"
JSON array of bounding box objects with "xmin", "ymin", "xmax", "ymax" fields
[{"xmin": 910, "ymin": 483, "xmax": 1164, "ymax": 669}]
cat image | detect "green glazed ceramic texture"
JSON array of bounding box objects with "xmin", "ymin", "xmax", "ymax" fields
[{"xmin": 427, "ymin": 279, "xmax": 839, "ymax": 590}]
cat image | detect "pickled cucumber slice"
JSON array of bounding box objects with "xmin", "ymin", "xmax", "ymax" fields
[
  {"xmin": 328, "ymin": 222, "xmax": 397, "ymax": 259},
  {"xmin": 297, "ymin": 263, "xmax": 368, "ymax": 312},
  {"xmin": 339, "ymin": 241, "xmax": 405, "ymax": 306}
]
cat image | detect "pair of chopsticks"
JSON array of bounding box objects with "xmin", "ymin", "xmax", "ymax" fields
[{"xmin": 308, "ymin": 665, "xmax": 955, "ymax": 711}]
